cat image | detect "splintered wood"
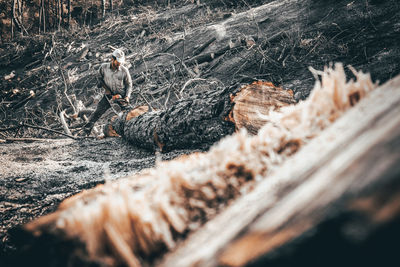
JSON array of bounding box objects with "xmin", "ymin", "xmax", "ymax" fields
[
  {"xmin": 23, "ymin": 64, "xmax": 378, "ymax": 266},
  {"xmin": 229, "ymin": 81, "xmax": 296, "ymax": 134}
]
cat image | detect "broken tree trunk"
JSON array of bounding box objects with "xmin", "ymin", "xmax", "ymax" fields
[
  {"xmin": 4, "ymin": 65, "xmax": 390, "ymax": 267},
  {"xmin": 158, "ymin": 75, "xmax": 400, "ymax": 267},
  {"xmin": 108, "ymin": 82, "xmax": 295, "ymax": 151}
]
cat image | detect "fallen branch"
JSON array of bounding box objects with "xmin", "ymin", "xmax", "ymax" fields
[
  {"xmin": 192, "ymin": 36, "xmax": 217, "ymax": 56},
  {"xmin": 186, "ymin": 44, "xmax": 234, "ymax": 65},
  {"xmin": 4, "ymin": 137, "xmax": 57, "ymax": 143},
  {"xmin": 59, "ymin": 110, "xmax": 72, "ymax": 136},
  {"xmin": 179, "ymin": 78, "xmax": 211, "ymax": 95},
  {"xmin": 22, "ymin": 123, "xmax": 77, "ymax": 140}
]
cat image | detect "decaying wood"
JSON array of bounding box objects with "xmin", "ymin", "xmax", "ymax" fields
[
  {"xmin": 159, "ymin": 74, "xmax": 400, "ymax": 267},
  {"xmin": 6, "ymin": 64, "xmax": 386, "ymax": 267},
  {"xmin": 109, "ymin": 82, "xmax": 295, "ymax": 151}
]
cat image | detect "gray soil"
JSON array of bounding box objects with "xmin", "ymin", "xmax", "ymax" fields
[{"xmin": 0, "ymin": 137, "xmax": 196, "ymax": 252}]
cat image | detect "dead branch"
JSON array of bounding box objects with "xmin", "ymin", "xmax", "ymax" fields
[
  {"xmin": 3, "ymin": 137, "xmax": 58, "ymax": 143},
  {"xmin": 22, "ymin": 123, "xmax": 77, "ymax": 140},
  {"xmin": 50, "ymin": 40, "xmax": 76, "ymax": 114},
  {"xmin": 179, "ymin": 78, "xmax": 210, "ymax": 95},
  {"xmin": 186, "ymin": 44, "xmax": 233, "ymax": 65},
  {"xmin": 59, "ymin": 110, "xmax": 72, "ymax": 136},
  {"xmin": 192, "ymin": 36, "xmax": 217, "ymax": 56}
]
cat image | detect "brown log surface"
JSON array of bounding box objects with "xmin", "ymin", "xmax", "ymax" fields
[{"xmin": 230, "ymin": 81, "xmax": 295, "ymax": 134}]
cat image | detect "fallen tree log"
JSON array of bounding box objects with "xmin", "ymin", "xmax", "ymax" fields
[
  {"xmin": 107, "ymin": 82, "xmax": 295, "ymax": 151},
  {"xmin": 132, "ymin": 0, "xmax": 400, "ymax": 98},
  {"xmin": 4, "ymin": 64, "xmax": 387, "ymax": 267},
  {"xmin": 159, "ymin": 74, "xmax": 400, "ymax": 267}
]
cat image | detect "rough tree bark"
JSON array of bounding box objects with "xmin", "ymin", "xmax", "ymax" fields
[
  {"xmin": 108, "ymin": 82, "xmax": 295, "ymax": 151},
  {"xmin": 57, "ymin": 0, "xmax": 61, "ymax": 30},
  {"xmin": 11, "ymin": 0, "xmax": 15, "ymax": 38},
  {"xmin": 67, "ymin": 0, "xmax": 71, "ymax": 27}
]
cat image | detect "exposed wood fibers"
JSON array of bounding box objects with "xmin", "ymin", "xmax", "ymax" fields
[{"xmin": 227, "ymin": 81, "xmax": 296, "ymax": 134}]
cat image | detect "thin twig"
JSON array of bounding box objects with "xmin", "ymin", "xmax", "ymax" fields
[
  {"xmin": 50, "ymin": 35, "xmax": 76, "ymax": 114},
  {"xmin": 59, "ymin": 110, "xmax": 72, "ymax": 136},
  {"xmin": 179, "ymin": 78, "xmax": 208, "ymax": 95},
  {"xmin": 4, "ymin": 137, "xmax": 58, "ymax": 143},
  {"xmin": 23, "ymin": 123, "xmax": 78, "ymax": 140}
]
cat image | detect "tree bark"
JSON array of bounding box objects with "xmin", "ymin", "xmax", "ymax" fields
[
  {"xmin": 43, "ymin": 0, "xmax": 46, "ymax": 33},
  {"xmin": 57, "ymin": 0, "xmax": 61, "ymax": 30},
  {"xmin": 11, "ymin": 0, "xmax": 15, "ymax": 38},
  {"xmin": 109, "ymin": 0, "xmax": 113, "ymax": 13},
  {"xmin": 109, "ymin": 82, "xmax": 295, "ymax": 151},
  {"xmin": 67, "ymin": 0, "xmax": 71, "ymax": 27}
]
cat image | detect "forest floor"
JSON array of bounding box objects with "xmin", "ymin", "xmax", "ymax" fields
[
  {"xmin": 0, "ymin": 137, "xmax": 197, "ymax": 253},
  {"xmin": 1, "ymin": 0, "xmax": 400, "ymax": 259}
]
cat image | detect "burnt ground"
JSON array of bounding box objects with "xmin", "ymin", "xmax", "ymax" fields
[
  {"xmin": 0, "ymin": 137, "xmax": 197, "ymax": 253},
  {"xmin": 1, "ymin": 0, "xmax": 400, "ymax": 261}
]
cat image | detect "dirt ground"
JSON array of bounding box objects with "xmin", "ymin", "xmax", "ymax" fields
[{"xmin": 0, "ymin": 137, "xmax": 197, "ymax": 253}]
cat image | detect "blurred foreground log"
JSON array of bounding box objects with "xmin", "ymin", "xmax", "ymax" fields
[
  {"xmin": 107, "ymin": 82, "xmax": 295, "ymax": 151},
  {"xmin": 159, "ymin": 75, "xmax": 400, "ymax": 267}
]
